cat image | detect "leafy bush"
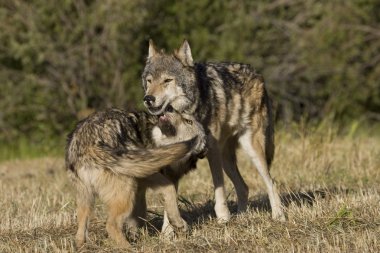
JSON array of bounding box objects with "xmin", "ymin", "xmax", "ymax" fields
[{"xmin": 0, "ymin": 0, "xmax": 379, "ymax": 144}]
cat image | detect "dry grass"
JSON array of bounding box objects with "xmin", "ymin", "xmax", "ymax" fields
[{"xmin": 0, "ymin": 128, "xmax": 379, "ymax": 252}]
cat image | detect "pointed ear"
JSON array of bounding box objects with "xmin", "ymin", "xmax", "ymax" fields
[
  {"xmin": 148, "ymin": 39, "xmax": 158, "ymax": 58},
  {"xmin": 175, "ymin": 40, "xmax": 194, "ymax": 66}
]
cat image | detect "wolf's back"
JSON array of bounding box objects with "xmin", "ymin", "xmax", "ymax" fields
[
  {"xmin": 66, "ymin": 135, "xmax": 194, "ymax": 179},
  {"xmin": 65, "ymin": 108, "xmax": 194, "ymax": 178}
]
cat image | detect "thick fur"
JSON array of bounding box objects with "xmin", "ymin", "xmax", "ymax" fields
[
  {"xmin": 142, "ymin": 40, "xmax": 285, "ymax": 223},
  {"xmin": 65, "ymin": 108, "xmax": 206, "ymax": 248}
]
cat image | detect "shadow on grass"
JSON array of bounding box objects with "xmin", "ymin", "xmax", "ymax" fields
[
  {"xmin": 144, "ymin": 187, "xmax": 351, "ymax": 234},
  {"xmin": 1, "ymin": 187, "xmax": 351, "ymax": 248}
]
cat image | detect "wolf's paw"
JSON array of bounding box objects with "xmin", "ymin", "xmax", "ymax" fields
[
  {"xmin": 161, "ymin": 223, "xmax": 175, "ymax": 240},
  {"xmin": 127, "ymin": 227, "xmax": 141, "ymax": 242},
  {"xmin": 195, "ymin": 146, "xmax": 208, "ymax": 159},
  {"xmin": 161, "ymin": 218, "xmax": 188, "ymax": 239},
  {"xmin": 215, "ymin": 204, "xmax": 231, "ymax": 223},
  {"xmin": 179, "ymin": 218, "xmax": 189, "ymax": 232},
  {"xmin": 192, "ymin": 136, "xmax": 208, "ymax": 158},
  {"xmin": 104, "ymin": 236, "xmax": 132, "ymax": 249},
  {"xmin": 172, "ymin": 218, "xmax": 188, "ymax": 232},
  {"xmin": 116, "ymin": 240, "xmax": 132, "ymax": 249},
  {"xmin": 272, "ymin": 209, "xmax": 286, "ymax": 222},
  {"xmin": 237, "ymin": 202, "xmax": 248, "ymax": 214},
  {"xmin": 75, "ymin": 239, "xmax": 85, "ymax": 249},
  {"xmin": 75, "ymin": 234, "xmax": 89, "ymax": 249}
]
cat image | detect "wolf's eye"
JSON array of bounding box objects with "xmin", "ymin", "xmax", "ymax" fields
[
  {"xmin": 185, "ymin": 119, "xmax": 193, "ymax": 125},
  {"xmin": 164, "ymin": 78, "xmax": 173, "ymax": 83},
  {"xmin": 146, "ymin": 79, "xmax": 152, "ymax": 84}
]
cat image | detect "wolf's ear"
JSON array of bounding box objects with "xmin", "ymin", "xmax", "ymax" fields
[
  {"xmin": 148, "ymin": 39, "xmax": 159, "ymax": 58},
  {"xmin": 175, "ymin": 40, "xmax": 194, "ymax": 67}
]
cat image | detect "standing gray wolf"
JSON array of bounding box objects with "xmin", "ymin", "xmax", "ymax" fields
[
  {"xmin": 142, "ymin": 40, "xmax": 285, "ymax": 223},
  {"xmin": 65, "ymin": 108, "xmax": 206, "ymax": 248}
]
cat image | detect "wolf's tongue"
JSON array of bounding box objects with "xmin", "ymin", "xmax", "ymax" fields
[{"xmin": 159, "ymin": 114, "xmax": 168, "ymax": 121}]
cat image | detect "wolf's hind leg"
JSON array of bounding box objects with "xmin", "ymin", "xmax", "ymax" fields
[
  {"xmin": 222, "ymin": 138, "xmax": 249, "ymax": 213},
  {"xmin": 125, "ymin": 186, "xmax": 147, "ymax": 240},
  {"xmin": 75, "ymin": 183, "xmax": 94, "ymax": 248},
  {"xmin": 239, "ymin": 131, "xmax": 285, "ymax": 221},
  {"xmin": 104, "ymin": 181, "xmax": 136, "ymax": 248}
]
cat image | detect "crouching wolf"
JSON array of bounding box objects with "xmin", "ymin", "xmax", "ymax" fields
[
  {"xmin": 65, "ymin": 108, "xmax": 206, "ymax": 248},
  {"xmin": 142, "ymin": 40, "xmax": 285, "ymax": 222}
]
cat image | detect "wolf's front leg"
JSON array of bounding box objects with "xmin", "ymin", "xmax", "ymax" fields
[
  {"xmin": 160, "ymin": 178, "xmax": 181, "ymax": 238},
  {"xmin": 206, "ymin": 137, "xmax": 231, "ymax": 222},
  {"xmin": 161, "ymin": 210, "xmax": 175, "ymax": 238},
  {"xmin": 145, "ymin": 174, "xmax": 187, "ymax": 237}
]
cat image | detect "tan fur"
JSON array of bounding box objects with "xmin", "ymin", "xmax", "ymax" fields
[
  {"xmin": 66, "ymin": 108, "xmax": 206, "ymax": 248},
  {"xmin": 90, "ymin": 142, "xmax": 190, "ymax": 178}
]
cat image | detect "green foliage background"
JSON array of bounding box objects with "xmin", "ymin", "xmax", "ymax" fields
[{"xmin": 0, "ymin": 0, "xmax": 379, "ymax": 152}]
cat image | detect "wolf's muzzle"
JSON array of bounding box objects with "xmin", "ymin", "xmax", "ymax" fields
[{"xmin": 143, "ymin": 95, "xmax": 156, "ymax": 106}]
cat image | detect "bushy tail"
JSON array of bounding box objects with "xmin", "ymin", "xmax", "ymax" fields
[{"xmin": 104, "ymin": 140, "xmax": 194, "ymax": 178}]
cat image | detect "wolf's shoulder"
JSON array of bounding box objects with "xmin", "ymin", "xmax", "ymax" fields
[
  {"xmin": 194, "ymin": 62, "xmax": 259, "ymax": 79},
  {"xmin": 196, "ymin": 62, "xmax": 255, "ymax": 72},
  {"xmin": 193, "ymin": 62, "xmax": 261, "ymax": 88}
]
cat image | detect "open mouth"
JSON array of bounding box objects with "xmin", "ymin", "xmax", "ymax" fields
[
  {"xmin": 148, "ymin": 104, "xmax": 163, "ymax": 114},
  {"xmin": 157, "ymin": 105, "xmax": 177, "ymax": 136},
  {"xmin": 148, "ymin": 100, "xmax": 173, "ymax": 116},
  {"xmin": 148, "ymin": 103, "xmax": 166, "ymax": 115},
  {"xmin": 158, "ymin": 105, "xmax": 174, "ymax": 122}
]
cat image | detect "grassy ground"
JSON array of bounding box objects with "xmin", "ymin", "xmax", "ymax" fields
[{"xmin": 0, "ymin": 126, "xmax": 379, "ymax": 252}]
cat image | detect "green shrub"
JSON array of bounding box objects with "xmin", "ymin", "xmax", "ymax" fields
[{"xmin": 0, "ymin": 0, "xmax": 379, "ymax": 149}]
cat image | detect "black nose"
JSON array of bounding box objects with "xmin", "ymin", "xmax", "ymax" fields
[{"xmin": 143, "ymin": 95, "xmax": 155, "ymax": 105}]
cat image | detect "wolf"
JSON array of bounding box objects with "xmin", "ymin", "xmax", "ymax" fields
[
  {"xmin": 142, "ymin": 40, "xmax": 285, "ymax": 223},
  {"xmin": 65, "ymin": 108, "xmax": 206, "ymax": 248}
]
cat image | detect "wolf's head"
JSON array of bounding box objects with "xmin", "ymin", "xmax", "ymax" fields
[
  {"xmin": 152, "ymin": 108, "xmax": 207, "ymax": 159},
  {"xmin": 142, "ymin": 40, "xmax": 197, "ymax": 115}
]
